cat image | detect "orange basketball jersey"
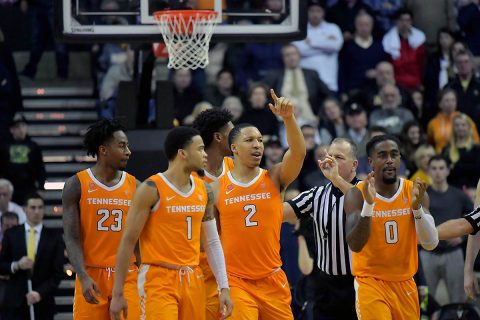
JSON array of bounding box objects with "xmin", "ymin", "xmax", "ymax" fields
[
  {"xmin": 77, "ymin": 169, "xmax": 137, "ymax": 268},
  {"xmin": 140, "ymin": 173, "xmax": 208, "ymax": 266},
  {"xmin": 216, "ymin": 169, "xmax": 283, "ymax": 280},
  {"xmin": 192, "ymin": 156, "xmax": 234, "ymax": 183},
  {"xmin": 352, "ymin": 178, "xmax": 418, "ymax": 281}
]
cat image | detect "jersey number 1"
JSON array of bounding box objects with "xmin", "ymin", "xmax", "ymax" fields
[{"xmin": 97, "ymin": 209, "xmax": 122, "ymax": 232}]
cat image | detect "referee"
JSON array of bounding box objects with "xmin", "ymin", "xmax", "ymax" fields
[{"xmin": 284, "ymin": 138, "xmax": 359, "ymax": 319}]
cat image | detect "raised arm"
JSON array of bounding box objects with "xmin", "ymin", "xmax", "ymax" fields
[
  {"xmin": 201, "ymin": 182, "xmax": 232, "ymax": 320},
  {"xmin": 62, "ymin": 175, "xmax": 100, "ymax": 304},
  {"xmin": 110, "ymin": 180, "xmax": 158, "ymax": 320},
  {"xmin": 345, "ymin": 173, "xmax": 375, "ymax": 252},
  {"xmin": 268, "ymin": 89, "xmax": 306, "ymax": 189}
]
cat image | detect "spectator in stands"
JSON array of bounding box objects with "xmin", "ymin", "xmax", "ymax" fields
[
  {"xmin": 445, "ymin": 50, "xmax": 480, "ymax": 130},
  {"xmin": 427, "ymin": 88, "xmax": 480, "ymax": 153},
  {"xmin": 424, "ymin": 28, "xmax": 456, "ymax": 111},
  {"xmin": 98, "ymin": 48, "xmax": 134, "ymax": 119},
  {"xmin": 369, "ymin": 83, "xmax": 415, "ymax": 135},
  {"xmin": 221, "ymin": 96, "xmax": 244, "ymax": 123},
  {"xmin": 264, "ymin": 44, "xmax": 331, "ymax": 124},
  {"xmin": 0, "ymin": 193, "xmax": 64, "ymax": 319},
  {"xmin": 382, "ymin": 8, "xmax": 426, "ymax": 90},
  {"xmin": 363, "ymin": 0, "xmax": 402, "ymax": 34},
  {"xmin": 262, "ymin": 138, "xmax": 284, "ymax": 169},
  {"xmin": 203, "ymin": 69, "xmax": 240, "ymax": 107},
  {"xmin": 457, "ymin": 0, "xmax": 480, "ymax": 56},
  {"xmin": 95, "ymin": 43, "xmax": 129, "ymax": 93},
  {"xmin": 343, "ymin": 102, "xmax": 369, "ymax": 157},
  {"xmin": 326, "ymin": 0, "xmax": 375, "ymax": 41},
  {"xmin": 0, "ymin": 211, "xmax": 18, "ymax": 244},
  {"xmin": 353, "ymin": 61, "xmax": 409, "ymax": 113},
  {"xmin": 235, "ymin": 43, "xmax": 283, "ymax": 91},
  {"xmin": 410, "ymin": 144, "xmax": 435, "ymax": 184},
  {"xmin": 301, "ymin": 144, "xmax": 330, "ymax": 190},
  {"xmin": 442, "ymin": 113, "xmax": 480, "ymax": 189},
  {"xmin": 401, "ymin": 120, "xmax": 426, "ymax": 176},
  {"xmin": 18, "ymin": 0, "xmax": 68, "ymax": 79},
  {"xmin": 406, "ymin": 0, "xmax": 456, "ymax": 47},
  {"xmin": 318, "ymin": 97, "xmax": 347, "ymax": 144},
  {"xmin": 408, "ymin": 88, "xmax": 428, "ymax": 126},
  {"xmin": 171, "ymin": 69, "xmax": 202, "ymax": 123},
  {"xmin": 182, "ymin": 101, "xmax": 213, "ymax": 126},
  {"xmin": 420, "ymin": 155, "xmax": 472, "ymax": 304},
  {"xmin": 339, "ymin": 11, "xmax": 387, "ymax": 95},
  {"xmin": 238, "ymin": 82, "xmax": 279, "ymax": 137},
  {"xmin": 0, "ymin": 114, "xmax": 45, "ymax": 204},
  {"xmin": 294, "ymin": 0, "xmax": 343, "ymax": 92},
  {"xmin": 0, "ymin": 179, "xmax": 26, "ymax": 235}
]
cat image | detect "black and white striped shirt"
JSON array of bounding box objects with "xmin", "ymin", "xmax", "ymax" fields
[
  {"xmin": 464, "ymin": 206, "xmax": 480, "ymax": 234},
  {"xmin": 287, "ymin": 178, "xmax": 360, "ymax": 276}
]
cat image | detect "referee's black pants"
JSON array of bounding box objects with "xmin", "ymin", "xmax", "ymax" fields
[{"xmin": 312, "ymin": 269, "xmax": 357, "ymax": 320}]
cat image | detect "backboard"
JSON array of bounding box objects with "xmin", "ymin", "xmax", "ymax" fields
[{"xmin": 56, "ymin": 0, "xmax": 307, "ymax": 42}]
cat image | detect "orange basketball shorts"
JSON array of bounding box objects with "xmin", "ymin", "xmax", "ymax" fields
[
  {"xmin": 229, "ymin": 269, "xmax": 293, "ymax": 320},
  {"xmin": 73, "ymin": 265, "xmax": 140, "ymax": 320},
  {"xmin": 354, "ymin": 276, "xmax": 419, "ymax": 320},
  {"xmin": 138, "ymin": 264, "xmax": 206, "ymax": 320}
]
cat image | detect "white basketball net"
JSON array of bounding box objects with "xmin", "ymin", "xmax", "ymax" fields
[{"xmin": 155, "ymin": 11, "xmax": 218, "ymax": 70}]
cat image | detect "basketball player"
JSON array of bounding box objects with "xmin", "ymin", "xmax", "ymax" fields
[
  {"xmin": 62, "ymin": 119, "xmax": 140, "ymax": 319},
  {"xmin": 211, "ymin": 89, "xmax": 306, "ymax": 319},
  {"xmin": 109, "ymin": 126, "xmax": 232, "ymax": 320},
  {"xmin": 344, "ymin": 134, "xmax": 438, "ymax": 319},
  {"xmin": 192, "ymin": 109, "xmax": 234, "ymax": 319}
]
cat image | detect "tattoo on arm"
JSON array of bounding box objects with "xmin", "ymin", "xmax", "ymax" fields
[
  {"xmin": 62, "ymin": 175, "xmax": 87, "ymax": 277},
  {"xmin": 203, "ymin": 182, "xmax": 215, "ymax": 222}
]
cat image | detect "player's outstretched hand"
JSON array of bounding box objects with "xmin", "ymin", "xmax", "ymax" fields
[
  {"xmin": 79, "ymin": 274, "xmax": 101, "ymax": 304},
  {"xmin": 411, "ymin": 178, "xmax": 427, "ymax": 209},
  {"xmin": 362, "ymin": 172, "xmax": 376, "ymax": 205},
  {"xmin": 268, "ymin": 89, "xmax": 294, "ymax": 119},
  {"xmin": 109, "ymin": 295, "xmax": 128, "ymax": 320},
  {"xmin": 219, "ymin": 288, "xmax": 233, "ymax": 319}
]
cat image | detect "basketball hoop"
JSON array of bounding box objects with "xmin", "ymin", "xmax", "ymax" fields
[{"xmin": 154, "ymin": 10, "xmax": 218, "ymax": 70}]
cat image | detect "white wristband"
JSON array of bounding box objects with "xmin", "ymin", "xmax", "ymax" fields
[
  {"xmin": 413, "ymin": 206, "xmax": 424, "ymax": 219},
  {"xmin": 360, "ymin": 201, "xmax": 374, "ymax": 217}
]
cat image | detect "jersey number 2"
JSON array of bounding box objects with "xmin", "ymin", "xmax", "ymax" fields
[
  {"xmin": 244, "ymin": 204, "xmax": 258, "ymax": 227},
  {"xmin": 97, "ymin": 209, "xmax": 122, "ymax": 232},
  {"xmin": 384, "ymin": 220, "xmax": 398, "ymax": 244}
]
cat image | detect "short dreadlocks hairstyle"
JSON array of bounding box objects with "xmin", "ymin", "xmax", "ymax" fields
[{"xmin": 84, "ymin": 119, "xmax": 126, "ymax": 157}]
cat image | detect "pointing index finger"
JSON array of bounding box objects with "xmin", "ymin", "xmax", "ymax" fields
[{"xmin": 270, "ymin": 89, "xmax": 279, "ymax": 102}]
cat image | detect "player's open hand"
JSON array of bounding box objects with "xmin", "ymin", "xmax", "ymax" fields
[
  {"xmin": 268, "ymin": 89, "xmax": 294, "ymax": 119},
  {"xmin": 79, "ymin": 274, "xmax": 101, "ymax": 304},
  {"xmin": 362, "ymin": 172, "xmax": 376, "ymax": 205},
  {"xmin": 318, "ymin": 155, "xmax": 339, "ymax": 183},
  {"xmin": 109, "ymin": 295, "xmax": 128, "ymax": 320},
  {"xmin": 411, "ymin": 178, "xmax": 427, "ymax": 210},
  {"xmin": 219, "ymin": 288, "xmax": 233, "ymax": 319}
]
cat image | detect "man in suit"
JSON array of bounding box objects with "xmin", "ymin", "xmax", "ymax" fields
[
  {"xmin": 0, "ymin": 193, "xmax": 64, "ymax": 320},
  {"xmin": 263, "ymin": 43, "xmax": 331, "ymax": 125}
]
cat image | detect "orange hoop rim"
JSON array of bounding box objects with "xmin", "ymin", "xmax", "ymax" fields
[{"xmin": 153, "ymin": 10, "xmax": 218, "ymax": 22}]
